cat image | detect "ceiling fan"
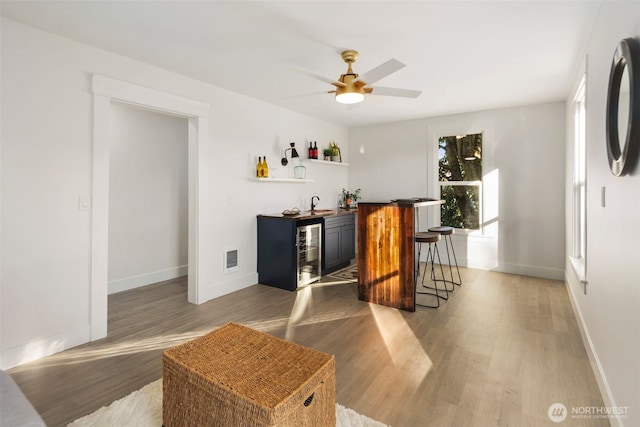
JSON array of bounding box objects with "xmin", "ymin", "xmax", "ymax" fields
[{"xmin": 297, "ymin": 50, "xmax": 422, "ymax": 104}]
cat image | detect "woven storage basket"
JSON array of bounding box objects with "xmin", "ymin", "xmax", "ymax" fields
[{"xmin": 163, "ymin": 322, "xmax": 335, "ymax": 427}]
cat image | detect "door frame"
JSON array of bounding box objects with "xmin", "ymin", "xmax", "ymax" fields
[{"xmin": 90, "ymin": 74, "xmax": 210, "ymax": 339}]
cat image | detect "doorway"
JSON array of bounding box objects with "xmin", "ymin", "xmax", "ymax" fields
[
  {"xmin": 107, "ymin": 102, "xmax": 188, "ymax": 294},
  {"xmin": 91, "ymin": 74, "xmax": 210, "ymax": 340}
]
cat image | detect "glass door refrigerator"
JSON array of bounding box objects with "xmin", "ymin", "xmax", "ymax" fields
[{"xmin": 297, "ymin": 223, "xmax": 322, "ymax": 286}]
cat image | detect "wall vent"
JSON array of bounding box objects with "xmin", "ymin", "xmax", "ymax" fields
[{"xmin": 224, "ymin": 249, "xmax": 239, "ymax": 274}]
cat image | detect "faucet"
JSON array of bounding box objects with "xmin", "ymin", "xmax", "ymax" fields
[{"xmin": 311, "ymin": 196, "xmax": 320, "ymax": 211}]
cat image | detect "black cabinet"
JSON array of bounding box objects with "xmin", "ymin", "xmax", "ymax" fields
[
  {"xmin": 323, "ymin": 213, "xmax": 356, "ymax": 274},
  {"xmin": 257, "ymin": 216, "xmax": 322, "ymax": 291}
]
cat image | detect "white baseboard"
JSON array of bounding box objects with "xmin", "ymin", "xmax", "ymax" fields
[
  {"xmin": 564, "ymin": 271, "xmax": 621, "ymax": 427},
  {"xmin": 495, "ymin": 261, "xmax": 565, "ymax": 281},
  {"xmin": 108, "ymin": 265, "xmax": 188, "ymax": 294},
  {"xmin": 198, "ymin": 272, "xmax": 259, "ymax": 304},
  {"xmin": 443, "ymin": 255, "xmax": 565, "ymax": 281},
  {"xmin": 1, "ymin": 326, "xmax": 90, "ymax": 370}
]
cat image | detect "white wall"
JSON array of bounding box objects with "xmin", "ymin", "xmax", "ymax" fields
[
  {"xmin": 108, "ymin": 102, "xmax": 188, "ymax": 294},
  {"xmin": 564, "ymin": 2, "xmax": 640, "ymax": 426},
  {"xmin": 0, "ymin": 18, "xmax": 348, "ymax": 369},
  {"xmin": 349, "ymin": 102, "xmax": 566, "ymax": 279}
]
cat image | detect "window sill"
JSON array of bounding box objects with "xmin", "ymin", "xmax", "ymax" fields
[{"xmin": 569, "ymin": 256, "xmax": 587, "ymax": 283}]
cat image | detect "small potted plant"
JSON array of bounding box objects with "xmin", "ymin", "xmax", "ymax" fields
[
  {"xmin": 330, "ymin": 141, "xmax": 341, "ymax": 162},
  {"xmin": 341, "ymin": 188, "xmax": 361, "ymax": 209},
  {"xmin": 323, "ymin": 148, "xmax": 333, "ymax": 161}
]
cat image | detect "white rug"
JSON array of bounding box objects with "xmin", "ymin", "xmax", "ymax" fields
[{"xmin": 68, "ymin": 379, "xmax": 389, "ymax": 427}]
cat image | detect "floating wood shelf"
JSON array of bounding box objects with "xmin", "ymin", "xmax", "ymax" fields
[
  {"xmin": 252, "ymin": 178, "xmax": 315, "ymax": 183},
  {"xmin": 306, "ymin": 159, "xmax": 350, "ymax": 167}
]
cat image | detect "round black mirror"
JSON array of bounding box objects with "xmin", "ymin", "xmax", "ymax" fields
[{"xmin": 606, "ymin": 38, "xmax": 640, "ymax": 176}]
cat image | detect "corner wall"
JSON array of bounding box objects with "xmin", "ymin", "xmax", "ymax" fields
[
  {"xmin": 348, "ymin": 102, "xmax": 566, "ymax": 279},
  {"xmin": 0, "ymin": 19, "xmax": 348, "ymax": 369},
  {"xmin": 564, "ymin": 3, "xmax": 640, "ymax": 426}
]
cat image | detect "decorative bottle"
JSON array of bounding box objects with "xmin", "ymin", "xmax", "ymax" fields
[
  {"xmin": 313, "ymin": 141, "xmax": 318, "ymax": 159},
  {"xmin": 257, "ymin": 156, "xmax": 262, "ymax": 178},
  {"xmin": 263, "ymin": 156, "xmax": 269, "ymax": 178},
  {"xmin": 309, "ymin": 142, "xmax": 313, "ymax": 159}
]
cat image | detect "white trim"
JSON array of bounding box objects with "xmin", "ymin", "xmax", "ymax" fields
[
  {"xmin": 108, "ymin": 266, "xmax": 188, "ymax": 294},
  {"xmin": 1, "ymin": 326, "xmax": 90, "ymax": 370},
  {"xmin": 571, "ymin": 72, "xmax": 588, "ymax": 282},
  {"xmin": 564, "ymin": 274, "xmax": 621, "ymax": 427},
  {"xmin": 494, "ymin": 262, "xmax": 564, "ymax": 281},
  {"xmin": 569, "ymin": 255, "xmax": 586, "ymax": 283},
  {"xmin": 92, "ymin": 75, "xmax": 209, "ymax": 117},
  {"xmin": 90, "ymin": 74, "xmax": 210, "ymax": 341},
  {"xmin": 199, "ymin": 272, "xmax": 258, "ymax": 302},
  {"xmin": 187, "ymin": 117, "xmax": 202, "ymax": 304},
  {"xmin": 91, "ymin": 94, "xmax": 110, "ymax": 340}
]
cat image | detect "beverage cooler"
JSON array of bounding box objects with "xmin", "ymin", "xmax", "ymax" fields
[{"xmin": 297, "ymin": 223, "xmax": 322, "ymax": 286}]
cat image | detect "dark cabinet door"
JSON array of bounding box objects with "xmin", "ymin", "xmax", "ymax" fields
[
  {"xmin": 341, "ymin": 222, "xmax": 356, "ymax": 262},
  {"xmin": 322, "ymin": 214, "xmax": 355, "ymax": 274},
  {"xmin": 324, "ymin": 226, "xmax": 342, "ymax": 272}
]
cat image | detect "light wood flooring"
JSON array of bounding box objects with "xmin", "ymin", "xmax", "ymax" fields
[{"xmin": 8, "ymin": 267, "xmax": 607, "ymax": 426}]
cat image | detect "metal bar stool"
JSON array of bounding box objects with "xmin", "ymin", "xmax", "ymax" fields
[
  {"xmin": 428, "ymin": 226, "xmax": 462, "ymax": 287},
  {"xmin": 415, "ymin": 231, "xmax": 448, "ymax": 308}
]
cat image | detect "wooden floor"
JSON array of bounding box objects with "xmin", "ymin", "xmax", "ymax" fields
[{"xmin": 8, "ymin": 267, "xmax": 607, "ymax": 427}]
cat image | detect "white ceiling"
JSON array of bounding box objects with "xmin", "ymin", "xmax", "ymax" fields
[{"xmin": 1, "ymin": 0, "xmax": 602, "ymax": 127}]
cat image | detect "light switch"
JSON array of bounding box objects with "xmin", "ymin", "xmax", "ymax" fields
[{"xmin": 79, "ymin": 195, "xmax": 91, "ymax": 211}]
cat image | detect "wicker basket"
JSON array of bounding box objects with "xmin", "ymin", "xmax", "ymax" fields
[{"xmin": 162, "ymin": 322, "xmax": 336, "ymax": 426}]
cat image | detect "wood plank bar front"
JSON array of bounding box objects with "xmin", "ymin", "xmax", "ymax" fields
[{"xmin": 357, "ymin": 200, "xmax": 443, "ymax": 312}]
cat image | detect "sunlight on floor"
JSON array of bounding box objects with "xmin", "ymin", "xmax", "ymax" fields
[
  {"xmin": 11, "ymin": 328, "xmax": 216, "ymax": 370},
  {"xmin": 12, "ymin": 278, "xmax": 371, "ymax": 372},
  {"xmin": 370, "ymin": 303, "xmax": 433, "ymax": 389},
  {"xmin": 285, "ymin": 285, "xmax": 313, "ymax": 341},
  {"xmin": 284, "ymin": 284, "xmax": 369, "ymax": 340}
]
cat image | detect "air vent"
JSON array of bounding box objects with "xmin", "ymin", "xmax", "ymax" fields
[{"xmin": 224, "ymin": 249, "xmax": 238, "ymax": 274}]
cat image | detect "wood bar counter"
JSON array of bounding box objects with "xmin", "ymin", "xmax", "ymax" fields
[{"xmin": 357, "ymin": 199, "xmax": 443, "ymax": 312}]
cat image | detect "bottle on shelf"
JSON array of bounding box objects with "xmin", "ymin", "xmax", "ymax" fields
[
  {"xmin": 263, "ymin": 156, "xmax": 269, "ymax": 178},
  {"xmin": 308, "ymin": 141, "xmax": 313, "ymax": 159},
  {"xmin": 257, "ymin": 156, "xmax": 263, "ymax": 178},
  {"xmin": 313, "ymin": 141, "xmax": 318, "ymax": 159}
]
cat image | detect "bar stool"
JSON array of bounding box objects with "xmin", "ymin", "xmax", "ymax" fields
[
  {"xmin": 428, "ymin": 226, "xmax": 462, "ymax": 287},
  {"xmin": 415, "ymin": 231, "xmax": 448, "ymax": 308}
]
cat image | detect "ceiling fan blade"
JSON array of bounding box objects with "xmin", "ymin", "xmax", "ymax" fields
[
  {"xmin": 285, "ymin": 90, "xmax": 335, "ymax": 99},
  {"xmin": 295, "ymin": 68, "xmax": 346, "ymax": 87},
  {"xmin": 353, "ymin": 58, "xmax": 405, "ymax": 85},
  {"xmin": 369, "ymin": 86, "xmax": 422, "ymax": 98}
]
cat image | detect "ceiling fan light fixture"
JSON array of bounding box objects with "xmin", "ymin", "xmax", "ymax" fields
[
  {"xmin": 335, "ymin": 82, "xmax": 365, "ymax": 104},
  {"xmin": 336, "ymin": 92, "xmax": 364, "ymax": 104}
]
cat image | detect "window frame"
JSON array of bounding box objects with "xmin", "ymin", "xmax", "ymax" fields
[
  {"xmin": 437, "ymin": 133, "xmax": 484, "ymax": 233},
  {"xmin": 570, "ymin": 72, "xmax": 587, "ymax": 282}
]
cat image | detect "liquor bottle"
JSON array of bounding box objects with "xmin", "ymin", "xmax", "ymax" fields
[
  {"xmin": 263, "ymin": 156, "xmax": 269, "ymax": 178},
  {"xmin": 308, "ymin": 141, "xmax": 313, "ymax": 159},
  {"xmin": 313, "ymin": 141, "xmax": 318, "ymax": 159},
  {"xmin": 257, "ymin": 156, "xmax": 262, "ymax": 178}
]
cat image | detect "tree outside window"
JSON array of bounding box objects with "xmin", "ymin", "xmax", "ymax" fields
[{"xmin": 438, "ymin": 133, "xmax": 483, "ymax": 230}]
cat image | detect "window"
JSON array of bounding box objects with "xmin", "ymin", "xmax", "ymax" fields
[
  {"xmin": 572, "ymin": 75, "xmax": 587, "ymax": 270},
  {"xmin": 438, "ymin": 133, "xmax": 483, "ymax": 230}
]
